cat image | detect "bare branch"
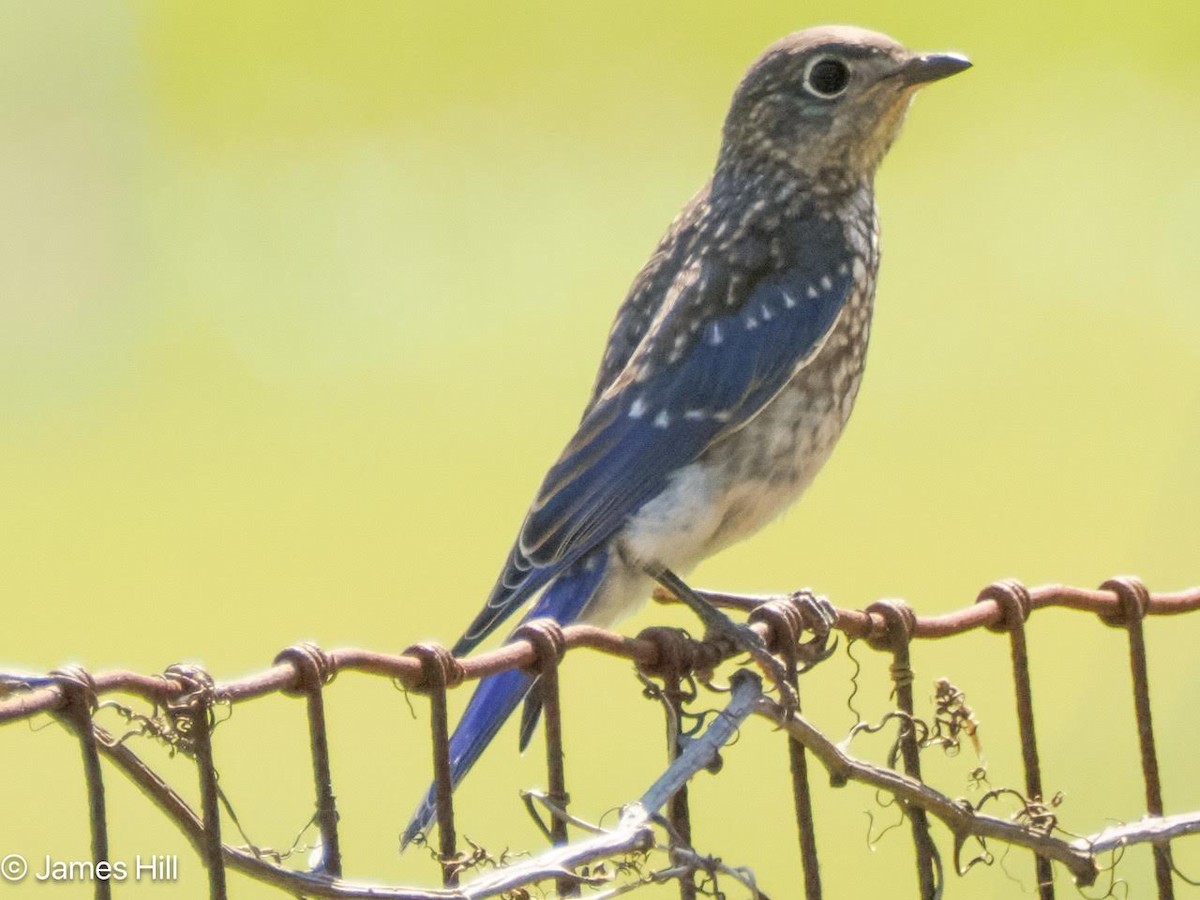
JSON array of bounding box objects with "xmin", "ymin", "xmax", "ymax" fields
[
  {"xmin": 1075, "ymin": 812, "xmax": 1200, "ymax": 855},
  {"xmin": 459, "ymin": 671, "xmax": 763, "ymax": 899},
  {"xmin": 753, "ymin": 696, "xmax": 1102, "ymax": 886},
  {"xmin": 91, "ymin": 671, "xmax": 762, "ymax": 900},
  {"xmin": 93, "ymin": 722, "xmax": 459, "ymax": 899}
]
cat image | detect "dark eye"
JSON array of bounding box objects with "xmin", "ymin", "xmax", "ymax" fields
[{"xmin": 804, "ymin": 57, "xmax": 850, "ymax": 98}]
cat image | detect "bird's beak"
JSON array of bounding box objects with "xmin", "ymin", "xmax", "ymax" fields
[{"xmin": 896, "ymin": 52, "xmax": 972, "ymax": 87}]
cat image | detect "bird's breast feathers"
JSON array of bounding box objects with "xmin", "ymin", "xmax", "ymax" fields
[{"xmin": 616, "ymin": 268, "xmax": 876, "ymax": 573}]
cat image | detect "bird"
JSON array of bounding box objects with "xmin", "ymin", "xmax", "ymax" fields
[{"xmin": 403, "ymin": 25, "xmax": 969, "ymax": 845}]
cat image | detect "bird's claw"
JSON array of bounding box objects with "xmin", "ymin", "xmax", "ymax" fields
[
  {"xmin": 796, "ymin": 590, "xmax": 837, "ymax": 636},
  {"xmin": 647, "ymin": 566, "xmax": 798, "ymax": 710},
  {"xmin": 705, "ymin": 621, "xmax": 797, "ymax": 713},
  {"xmin": 792, "ymin": 589, "xmax": 839, "ymax": 671}
]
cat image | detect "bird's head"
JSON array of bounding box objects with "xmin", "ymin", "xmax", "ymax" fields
[{"xmin": 718, "ymin": 26, "xmax": 970, "ymax": 185}]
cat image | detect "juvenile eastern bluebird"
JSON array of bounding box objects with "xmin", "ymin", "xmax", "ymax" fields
[{"xmin": 404, "ymin": 25, "xmax": 969, "ymax": 843}]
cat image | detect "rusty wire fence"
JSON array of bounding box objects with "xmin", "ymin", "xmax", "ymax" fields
[{"xmin": 2, "ymin": 575, "xmax": 1199, "ymax": 899}]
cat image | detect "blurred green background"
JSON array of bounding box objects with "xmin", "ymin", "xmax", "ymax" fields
[{"xmin": 2, "ymin": 1, "xmax": 1198, "ymax": 897}]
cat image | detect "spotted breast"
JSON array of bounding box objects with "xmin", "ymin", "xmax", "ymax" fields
[{"xmin": 604, "ymin": 179, "xmax": 879, "ymax": 612}]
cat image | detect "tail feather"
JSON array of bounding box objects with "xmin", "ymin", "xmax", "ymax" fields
[
  {"xmin": 402, "ymin": 667, "xmax": 534, "ymax": 848},
  {"xmin": 402, "ymin": 548, "xmax": 609, "ymax": 847}
]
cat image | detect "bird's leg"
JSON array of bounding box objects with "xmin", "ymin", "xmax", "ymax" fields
[{"xmin": 647, "ymin": 564, "xmax": 797, "ymax": 711}]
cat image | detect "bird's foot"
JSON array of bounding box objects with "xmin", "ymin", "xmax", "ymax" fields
[
  {"xmin": 790, "ymin": 589, "xmax": 839, "ymax": 670},
  {"xmin": 715, "ymin": 621, "xmax": 798, "ymax": 713},
  {"xmin": 647, "ymin": 565, "xmax": 797, "ymax": 712}
]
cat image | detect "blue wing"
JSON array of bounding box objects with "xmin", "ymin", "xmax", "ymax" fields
[
  {"xmin": 455, "ymin": 235, "xmax": 856, "ymax": 654},
  {"xmin": 523, "ymin": 263, "xmax": 854, "ymax": 562}
]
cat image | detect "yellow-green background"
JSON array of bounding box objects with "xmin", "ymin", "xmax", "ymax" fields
[{"xmin": 2, "ymin": 2, "xmax": 1198, "ymax": 897}]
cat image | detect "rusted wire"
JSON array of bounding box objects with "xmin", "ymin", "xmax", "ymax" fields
[
  {"xmin": 749, "ymin": 593, "xmax": 824, "ymax": 899},
  {"xmin": 51, "ymin": 667, "xmax": 112, "ymax": 900},
  {"xmin": 164, "ymin": 664, "xmax": 227, "ymax": 900},
  {"xmin": 275, "ymin": 642, "xmax": 343, "ymax": 878},
  {"xmin": 513, "ymin": 619, "xmax": 575, "ymax": 898},
  {"xmin": 695, "ymin": 584, "xmax": 1200, "ymax": 639},
  {"xmin": 865, "ymin": 599, "xmax": 940, "ymax": 899},
  {"xmin": 4, "ymin": 583, "xmax": 1199, "ymax": 726},
  {"xmin": 2, "ymin": 578, "xmax": 1198, "ymax": 900},
  {"xmin": 977, "ymin": 579, "xmax": 1054, "ymax": 899},
  {"xmin": 1100, "ymin": 577, "xmax": 1174, "ymax": 899},
  {"xmin": 637, "ymin": 626, "xmax": 700, "ymax": 900},
  {"xmin": 404, "ymin": 642, "xmax": 466, "ymax": 886}
]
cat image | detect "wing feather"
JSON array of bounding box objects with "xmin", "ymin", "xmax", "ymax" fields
[{"xmin": 455, "ymin": 214, "xmax": 857, "ymax": 652}]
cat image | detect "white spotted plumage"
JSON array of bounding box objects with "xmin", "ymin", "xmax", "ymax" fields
[
  {"xmin": 588, "ymin": 184, "xmax": 880, "ymax": 626},
  {"xmin": 407, "ymin": 24, "xmax": 970, "ymax": 847}
]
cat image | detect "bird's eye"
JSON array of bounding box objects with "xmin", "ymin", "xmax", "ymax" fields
[{"xmin": 804, "ymin": 56, "xmax": 850, "ymax": 99}]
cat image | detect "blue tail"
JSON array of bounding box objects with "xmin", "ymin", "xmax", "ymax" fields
[{"xmin": 401, "ymin": 549, "xmax": 609, "ymax": 847}]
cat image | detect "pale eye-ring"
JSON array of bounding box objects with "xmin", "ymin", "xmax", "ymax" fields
[{"xmin": 803, "ymin": 56, "xmax": 850, "ymax": 99}]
